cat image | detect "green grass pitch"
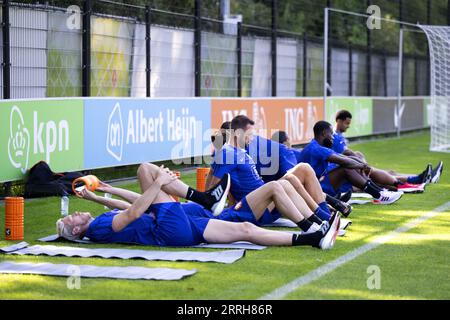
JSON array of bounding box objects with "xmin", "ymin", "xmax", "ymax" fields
[{"xmin": 0, "ymin": 132, "xmax": 449, "ymax": 300}]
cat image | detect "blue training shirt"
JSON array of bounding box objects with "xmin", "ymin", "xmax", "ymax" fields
[
  {"xmin": 246, "ymin": 135, "xmax": 297, "ymax": 182},
  {"xmin": 296, "ymin": 139, "xmax": 336, "ymax": 178},
  {"xmin": 85, "ymin": 210, "xmax": 158, "ymax": 245},
  {"xmin": 332, "ymin": 132, "xmax": 347, "ymax": 154},
  {"xmin": 211, "ymin": 143, "xmax": 264, "ymax": 202},
  {"xmin": 291, "ymin": 147, "xmax": 303, "ymax": 164}
]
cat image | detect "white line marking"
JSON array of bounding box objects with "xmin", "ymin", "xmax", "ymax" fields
[{"xmin": 260, "ymin": 200, "xmax": 450, "ymax": 300}]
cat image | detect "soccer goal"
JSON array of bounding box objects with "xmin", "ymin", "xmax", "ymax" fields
[
  {"xmin": 419, "ymin": 25, "xmax": 450, "ymax": 153},
  {"xmin": 323, "ymin": 8, "xmax": 444, "ymax": 151}
]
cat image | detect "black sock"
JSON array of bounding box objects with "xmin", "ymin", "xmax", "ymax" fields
[
  {"xmin": 368, "ymin": 180, "xmax": 384, "ymax": 192},
  {"xmin": 393, "ymin": 180, "xmax": 402, "ymax": 187},
  {"xmin": 363, "ymin": 181, "xmax": 381, "ymax": 199},
  {"xmin": 292, "ymin": 233, "xmax": 322, "ymax": 247},
  {"xmin": 296, "ymin": 219, "xmax": 313, "ymax": 232},
  {"xmin": 185, "ymin": 187, "xmax": 214, "ymax": 208},
  {"xmin": 416, "ymin": 167, "xmax": 428, "ymax": 180},
  {"xmin": 326, "ymin": 194, "xmax": 340, "ymax": 207},
  {"xmin": 308, "ymin": 213, "xmax": 323, "ymax": 225}
]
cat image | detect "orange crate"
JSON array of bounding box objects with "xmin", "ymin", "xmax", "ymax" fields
[{"xmin": 5, "ymin": 197, "xmax": 24, "ymax": 240}]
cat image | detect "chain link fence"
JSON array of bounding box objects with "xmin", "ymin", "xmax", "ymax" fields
[
  {"xmin": 0, "ymin": 0, "xmax": 437, "ymax": 196},
  {"xmin": 0, "ymin": 0, "xmax": 432, "ymax": 99}
]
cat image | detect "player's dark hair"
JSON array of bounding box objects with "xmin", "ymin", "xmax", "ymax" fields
[
  {"xmin": 313, "ymin": 121, "xmax": 333, "ymax": 137},
  {"xmin": 271, "ymin": 130, "xmax": 288, "ymax": 144},
  {"xmin": 231, "ymin": 115, "xmax": 255, "ymax": 131},
  {"xmin": 336, "ymin": 110, "xmax": 352, "ymax": 121},
  {"xmin": 211, "ymin": 121, "xmax": 231, "ymax": 149},
  {"xmin": 220, "ymin": 121, "xmax": 231, "ymax": 130}
]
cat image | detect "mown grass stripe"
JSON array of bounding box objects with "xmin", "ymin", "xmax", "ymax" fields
[{"xmin": 260, "ymin": 200, "xmax": 450, "ymax": 300}]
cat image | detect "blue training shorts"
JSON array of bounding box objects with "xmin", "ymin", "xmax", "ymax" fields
[
  {"xmin": 320, "ymin": 173, "xmax": 338, "ymax": 197},
  {"xmin": 325, "ymin": 164, "xmax": 353, "ymax": 196},
  {"xmin": 149, "ymin": 202, "xmax": 209, "ymax": 246}
]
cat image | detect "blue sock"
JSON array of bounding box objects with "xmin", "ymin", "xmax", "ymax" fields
[
  {"xmin": 407, "ymin": 175, "xmax": 420, "ymax": 184},
  {"xmin": 319, "ymin": 201, "xmax": 332, "ymax": 215},
  {"xmin": 315, "ymin": 202, "xmax": 331, "ymax": 221}
]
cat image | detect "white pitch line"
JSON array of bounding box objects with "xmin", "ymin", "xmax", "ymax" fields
[{"xmin": 260, "ymin": 200, "xmax": 450, "ymax": 300}]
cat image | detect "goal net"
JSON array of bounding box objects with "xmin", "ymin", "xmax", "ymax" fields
[{"xmin": 419, "ymin": 25, "xmax": 450, "ymax": 153}]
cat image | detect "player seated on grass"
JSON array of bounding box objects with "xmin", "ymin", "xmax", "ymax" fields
[
  {"xmin": 56, "ymin": 164, "xmax": 340, "ymax": 250},
  {"xmin": 212, "ymin": 121, "xmax": 300, "ymax": 186},
  {"xmin": 250, "ymin": 130, "xmax": 353, "ymax": 217},
  {"xmin": 272, "ymin": 130, "xmax": 291, "ymax": 148},
  {"xmin": 271, "ymin": 130, "xmax": 304, "ymax": 168},
  {"xmin": 206, "ymin": 115, "xmax": 336, "ymax": 222},
  {"xmin": 211, "ymin": 121, "xmax": 231, "ymax": 151},
  {"xmin": 298, "ymin": 120, "xmax": 404, "ymax": 205},
  {"xmin": 214, "ymin": 118, "xmax": 352, "ymax": 219},
  {"xmin": 332, "ymin": 109, "xmax": 444, "ymax": 190},
  {"xmin": 271, "ymin": 130, "xmax": 354, "ymax": 210},
  {"xmin": 273, "ymin": 130, "xmax": 352, "ymax": 204}
]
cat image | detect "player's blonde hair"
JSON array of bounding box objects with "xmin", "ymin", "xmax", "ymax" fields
[{"xmin": 56, "ymin": 218, "xmax": 79, "ymax": 241}]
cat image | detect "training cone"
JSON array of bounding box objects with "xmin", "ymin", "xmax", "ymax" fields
[
  {"xmin": 196, "ymin": 167, "xmax": 210, "ymax": 192},
  {"xmin": 5, "ymin": 197, "xmax": 24, "ymax": 241}
]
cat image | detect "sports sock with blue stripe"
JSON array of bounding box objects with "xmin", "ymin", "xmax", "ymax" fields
[{"xmin": 316, "ymin": 202, "xmax": 331, "ymax": 221}]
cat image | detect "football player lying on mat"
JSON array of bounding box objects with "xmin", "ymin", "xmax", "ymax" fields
[
  {"xmin": 56, "ymin": 165, "xmax": 340, "ymax": 250},
  {"xmin": 298, "ymin": 121, "xmax": 404, "ymax": 205},
  {"xmin": 80, "ymin": 162, "xmax": 338, "ymax": 233},
  {"xmin": 206, "ymin": 115, "xmax": 346, "ymax": 222},
  {"xmin": 332, "ymin": 109, "xmax": 444, "ymax": 190}
]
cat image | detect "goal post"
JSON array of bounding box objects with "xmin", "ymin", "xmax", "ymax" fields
[{"xmin": 419, "ymin": 25, "xmax": 450, "ymax": 153}]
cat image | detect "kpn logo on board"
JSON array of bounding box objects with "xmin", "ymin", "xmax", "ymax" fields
[{"xmin": 7, "ymin": 105, "xmax": 70, "ymax": 173}]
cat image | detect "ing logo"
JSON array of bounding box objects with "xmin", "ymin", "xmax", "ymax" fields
[
  {"xmin": 252, "ymin": 102, "xmax": 267, "ymax": 137},
  {"xmin": 106, "ymin": 103, "xmax": 124, "ymax": 161}
]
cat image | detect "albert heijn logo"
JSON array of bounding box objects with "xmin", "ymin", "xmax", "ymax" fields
[{"xmin": 106, "ymin": 102, "xmax": 124, "ymax": 161}]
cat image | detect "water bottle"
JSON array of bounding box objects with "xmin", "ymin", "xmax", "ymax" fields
[
  {"xmin": 61, "ymin": 194, "xmax": 69, "ymax": 217},
  {"xmin": 104, "ymin": 193, "xmax": 112, "ymax": 209}
]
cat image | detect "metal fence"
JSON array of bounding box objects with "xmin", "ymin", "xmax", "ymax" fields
[{"xmin": 0, "ymin": 0, "xmax": 431, "ymax": 99}]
